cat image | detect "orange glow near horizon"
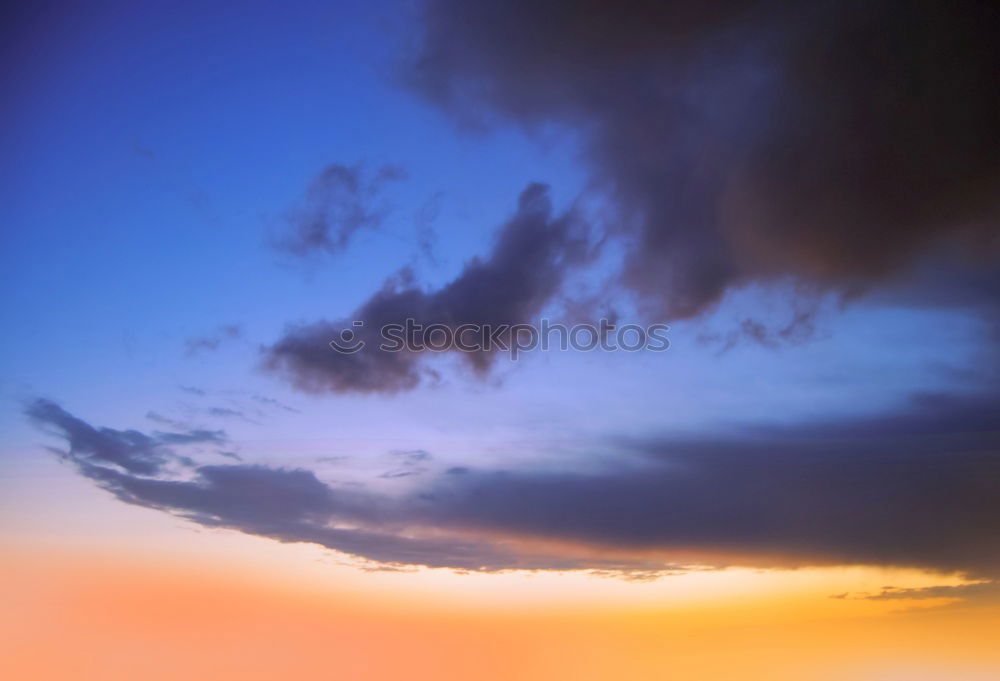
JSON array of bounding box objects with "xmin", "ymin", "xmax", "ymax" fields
[
  {"xmin": 4, "ymin": 465, "xmax": 997, "ymax": 680},
  {"xmin": 3, "ymin": 542, "xmax": 999, "ymax": 681}
]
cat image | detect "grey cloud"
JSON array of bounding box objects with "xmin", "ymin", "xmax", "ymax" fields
[
  {"xmin": 154, "ymin": 429, "xmax": 227, "ymax": 446},
  {"xmin": 316, "ymin": 455, "xmax": 352, "ymax": 465},
  {"xmin": 378, "ymin": 469, "xmax": 427, "ymax": 479},
  {"xmin": 276, "ymin": 163, "xmax": 407, "ymax": 256},
  {"xmin": 26, "ymin": 399, "xmax": 225, "ymax": 476},
  {"xmin": 414, "ymin": 391, "xmax": 1000, "ymax": 577},
  {"xmin": 414, "ymin": 191, "xmax": 443, "ymax": 264},
  {"xmin": 860, "ymin": 582, "xmax": 1000, "ymax": 603},
  {"xmin": 146, "ymin": 411, "xmax": 188, "ymax": 430},
  {"xmin": 379, "ymin": 448, "xmax": 434, "ymax": 479},
  {"xmin": 698, "ymin": 306, "xmax": 821, "ymax": 353},
  {"xmin": 390, "ymin": 448, "xmax": 432, "ymax": 464},
  {"xmin": 24, "ymin": 394, "xmax": 1000, "ymax": 576},
  {"xmin": 264, "ymin": 183, "xmax": 590, "ymax": 394},
  {"xmin": 402, "ymin": 0, "xmax": 1000, "ymax": 318},
  {"xmin": 184, "ymin": 324, "xmax": 242, "ymax": 356},
  {"xmin": 251, "ymin": 394, "xmax": 301, "ymax": 414},
  {"xmin": 33, "ymin": 406, "xmax": 669, "ymax": 573},
  {"xmin": 832, "ymin": 580, "xmax": 1000, "ymax": 608},
  {"xmin": 206, "ymin": 406, "xmax": 255, "ymax": 423}
]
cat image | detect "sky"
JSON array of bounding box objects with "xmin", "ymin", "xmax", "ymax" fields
[{"xmin": 2, "ymin": 1, "xmax": 999, "ymax": 679}]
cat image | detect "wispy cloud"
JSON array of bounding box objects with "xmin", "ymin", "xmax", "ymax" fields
[
  {"xmin": 274, "ymin": 162, "xmax": 407, "ymax": 256},
  {"xmin": 184, "ymin": 324, "xmax": 242, "ymax": 356},
  {"xmin": 26, "ymin": 399, "xmax": 225, "ymax": 476}
]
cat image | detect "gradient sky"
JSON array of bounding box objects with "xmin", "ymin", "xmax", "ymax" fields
[{"xmin": 2, "ymin": 2, "xmax": 999, "ymax": 680}]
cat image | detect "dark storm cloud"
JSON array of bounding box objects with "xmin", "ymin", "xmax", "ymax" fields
[
  {"xmin": 264, "ymin": 183, "xmax": 589, "ymax": 393},
  {"xmin": 26, "ymin": 399, "xmax": 225, "ymax": 476},
  {"xmin": 25, "ymin": 395, "xmax": 1000, "ymax": 577},
  {"xmin": 402, "ymin": 0, "xmax": 1000, "ymax": 318},
  {"xmin": 866, "ymin": 255, "xmax": 1000, "ymax": 318},
  {"xmin": 275, "ymin": 163, "xmax": 407, "ymax": 256}
]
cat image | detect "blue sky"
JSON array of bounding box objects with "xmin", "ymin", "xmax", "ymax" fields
[
  {"xmin": 1, "ymin": 0, "xmax": 582, "ymax": 425},
  {"xmin": 2, "ymin": 0, "xmax": 999, "ymax": 583}
]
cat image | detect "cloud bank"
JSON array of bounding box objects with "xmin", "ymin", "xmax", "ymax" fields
[{"xmin": 27, "ymin": 394, "xmax": 1000, "ymax": 578}]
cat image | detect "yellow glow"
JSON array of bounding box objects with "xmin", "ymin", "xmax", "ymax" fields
[{"xmin": 3, "ymin": 541, "xmax": 998, "ymax": 681}]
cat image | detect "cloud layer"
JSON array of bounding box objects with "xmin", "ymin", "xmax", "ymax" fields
[{"xmin": 27, "ymin": 393, "xmax": 1000, "ymax": 577}]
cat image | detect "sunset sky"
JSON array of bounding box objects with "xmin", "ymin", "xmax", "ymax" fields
[{"xmin": 2, "ymin": 2, "xmax": 999, "ymax": 679}]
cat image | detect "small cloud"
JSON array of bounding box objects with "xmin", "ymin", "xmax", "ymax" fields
[
  {"xmin": 145, "ymin": 411, "xmax": 188, "ymax": 430},
  {"xmin": 275, "ymin": 162, "xmax": 407, "ymax": 256},
  {"xmin": 206, "ymin": 406, "xmax": 253, "ymax": 422},
  {"xmin": 378, "ymin": 469, "xmax": 427, "ymax": 479},
  {"xmin": 389, "ymin": 448, "xmax": 433, "ymax": 465},
  {"xmin": 131, "ymin": 142, "xmax": 155, "ymax": 160},
  {"xmin": 251, "ymin": 394, "xmax": 301, "ymax": 414},
  {"xmin": 698, "ymin": 303, "xmax": 824, "ymax": 354},
  {"xmin": 317, "ymin": 456, "xmax": 352, "ymax": 464},
  {"xmin": 851, "ymin": 581, "xmax": 1000, "ymax": 606},
  {"xmin": 414, "ymin": 191, "xmax": 443, "ymax": 264},
  {"xmin": 153, "ymin": 429, "xmax": 227, "ymax": 445},
  {"xmin": 379, "ymin": 448, "xmax": 433, "ymax": 479},
  {"xmin": 184, "ymin": 324, "xmax": 242, "ymax": 356}
]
